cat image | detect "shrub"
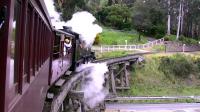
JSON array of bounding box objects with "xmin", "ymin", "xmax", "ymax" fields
[
  {"xmin": 159, "ymin": 54, "xmax": 197, "ymax": 78},
  {"xmin": 93, "ymin": 34, "xmax": 100, "ymax": 45},
  {"xmin": 164, "ymin": 35, "xmax": 176, "ymax": 41},
  {"xmin": 155, "ymin": 33, "xmax": 164, "ymax": 39},
  {"xmin": 179, "ymin": 35, "xmax": 199, "ymax": 45},
  {"xmin": 164, "ymin": 35, "xmax": 199, "ymax": 45},
  {"xmin": 194, "ymin": 57, "xmax": 200, "ymax": 72}
]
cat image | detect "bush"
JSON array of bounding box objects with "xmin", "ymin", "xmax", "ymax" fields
[
  {"xmin": 159, "ymin": 54, "xmax": 197, "ymax": 78},
  {"xmin": 155, "ymin": 33, "xmax": 164, "ymax": 39},
  {"xmin": 145, "ymin": 25, "xmax": 165, "ymax": 39},
  {"xmin": 194, "ymin": 57, "xmax": 200, "ymax": 72},
  {"xmin": 164, "ymin": 35, "xmax": 199, "ymax": 45},
  {"xmin": 179, "ymin": 35, "xmax": 199, "ymax": 45},
  {"xmin": 97, "ymin": 5, "xmax": 132, "ymax": 30},
  {"xmin": 164, "ymin": 35, "xmax": 176, "ymax": 41},
  {"xmin": 93, "ymin": 34, "xmax": 100, "ymax": 45}
]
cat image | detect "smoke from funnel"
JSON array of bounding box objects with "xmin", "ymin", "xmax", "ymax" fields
[
  {"xmin": 66, "ymin": 11, "xmax": 102, "ymax": 47},
  {"xmin": 76, "ymin": 63, "xmax": 108, "ymax": 109}
]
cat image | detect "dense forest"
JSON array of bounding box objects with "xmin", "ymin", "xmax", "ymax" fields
[{"xmin": 54, "ymin": 0, "xmax": 200, "ymax": 41}]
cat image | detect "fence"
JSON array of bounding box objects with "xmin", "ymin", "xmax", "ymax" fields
[{"xmin": 92, "ymin": 38, "xmax": 165, "ymax": 53}]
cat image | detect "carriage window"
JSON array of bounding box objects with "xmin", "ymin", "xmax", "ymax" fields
[
  {"xmin": 53, "ymin": 35, "xmax": 61, "ymax": 59},
  {"xmin": 10, "ymin": 0, "xmax": 21, "ymax": 88}
]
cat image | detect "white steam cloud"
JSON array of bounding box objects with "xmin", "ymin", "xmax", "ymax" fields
[
  {"xmin": 76, "ymin": 63, "xmax": 109, "ymax": 109},
  {"xmin": 66, "ymin": 11, "xmax": 102, "ymax": 47},
  {"xmin": 44, "ymin": 1, "xmax": 107, "ymax": 108},
  {"xmin": 68, "ymin": 11, "xmax": 107, "ymax": 109},
  {"xmin": 44, "ymin": 0, "xmax": 63, "ymax": 29},
  {"xmin": 44, "ymin": 1, "xmax": 102, "ymax": 46}
]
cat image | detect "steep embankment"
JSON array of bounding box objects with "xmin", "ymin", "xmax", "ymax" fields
[{"xmin": 120, "ymin": 53, "xmax": 200, "ymax": 97}]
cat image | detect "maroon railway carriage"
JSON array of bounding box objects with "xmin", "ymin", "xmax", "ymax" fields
[
  {"xmin": 0, "ymin": 0, "xmax": 96, "ymax": 112},
  {"xmin": 0, "ymin": 0, "xmax": 76, "ymax": 112}
]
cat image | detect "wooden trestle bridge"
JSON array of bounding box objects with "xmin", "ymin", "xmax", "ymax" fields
[{"xmin": 43, "ymin": 53, "xmax": 148, "ymax": 112}]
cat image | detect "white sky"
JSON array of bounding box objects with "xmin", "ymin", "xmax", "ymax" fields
[{"xmin": 44, "ymin": 0, "xmax": 66, "ymax": 29}]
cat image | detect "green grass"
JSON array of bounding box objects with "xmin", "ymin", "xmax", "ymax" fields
[
  {"xmin": 119, "ymin": 54, "xmax": 200, "ymax": 97},
  {"xmin": 95, "ymin": 51, "xmax": 134, "ymax": 59},
  {"xmin": 99, "ymin": 27, "xmax": 147, "ymax": 45},
  {"xmin": 145, "ymin": 45, "xmax": 166, "ymax": 52}
]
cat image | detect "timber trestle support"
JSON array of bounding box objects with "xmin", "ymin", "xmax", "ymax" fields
[{"xmin": 94, "ymin": 53, "xmax": 145, "ymax": 96}]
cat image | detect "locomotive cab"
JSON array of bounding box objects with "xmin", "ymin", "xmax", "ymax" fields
[{"xmin": 50, "ymin": 29, "xmax": 75, "ymax": 84}]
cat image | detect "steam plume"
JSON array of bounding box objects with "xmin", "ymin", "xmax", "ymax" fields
[
  {"xmin": 76, "ymin": 63, "xmax": 108, "ymax": 109},
  {"xmin": 66, "ymin": 11, "xmax": 102, "ymax": 47}
]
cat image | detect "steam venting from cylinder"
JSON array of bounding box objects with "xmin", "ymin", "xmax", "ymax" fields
[{"xmin": 76, "ymin": 63, "xmax": 108, "ymax": 109}]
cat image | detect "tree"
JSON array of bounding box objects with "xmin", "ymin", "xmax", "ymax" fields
[
  {"xmin": 97, "ymin": 4, "xmax": 132, "ymax": 30},
  {"xmin": 176, "ymin": 0, "xmax": 182, "ymax": 40},
  {"xmin": 132, "ymin": 0, "xmax": 166, "ymax": 39},
  {"xmin": 167, "ymin": 0, "xmax": 171, "ymax": 35},
  {"xmin": 53, "ymin": 0, "xmax": 87, "ymax": 20}
]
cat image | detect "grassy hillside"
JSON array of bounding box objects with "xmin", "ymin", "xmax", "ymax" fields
[
  {"xmin": 120, "ymin": 53, "xmax": 200, "ymax": 96},
  {"xmin": 99, "ymin": 27, "xmax": 147, "ymax": 45}
]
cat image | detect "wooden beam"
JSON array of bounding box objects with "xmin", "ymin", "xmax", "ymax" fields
[
  {"xmin": 115, "ymin": 87, "xmax": 130, "ymax": 90},
  {"xmin": 124, "ymin": 63, "xmax": 129, "ymax": 87},
  {"xmin": 119, "ymin": 64, "xmax": 125, "ymax": 87},
  {"xmin": 109, "ymin": 68, "xmax": 116, "ymax": 94}
]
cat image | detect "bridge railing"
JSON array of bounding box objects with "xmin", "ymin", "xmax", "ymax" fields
[{"xmin": 92, "ymin": 38, "xmax": 165, "ymax": 52}]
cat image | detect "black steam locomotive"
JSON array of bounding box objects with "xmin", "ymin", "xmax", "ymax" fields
[{"xmin": 51, "ymin": 27, "xmax": 96, "ymax": 84}]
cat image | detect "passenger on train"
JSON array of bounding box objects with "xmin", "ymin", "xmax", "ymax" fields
[{"xmin": 64, "ymin": 38, "xmax": 71, "ymax": 56}]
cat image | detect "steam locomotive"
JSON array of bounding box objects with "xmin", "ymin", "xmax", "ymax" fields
[{"xmin": 0, "ymin": 1, "xmax": 95, "ymax": 112}]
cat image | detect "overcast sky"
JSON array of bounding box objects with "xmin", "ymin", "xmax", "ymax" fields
[
  {"xmin": 44, "ymin": 0, "xmax": 65, "ymax": 29},
  {"xmin": 44, "ymin": 0, "xmax": 60, "ymax": 19}
]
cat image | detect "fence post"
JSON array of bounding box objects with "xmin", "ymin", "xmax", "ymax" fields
[
  {"xmin": 101, "ymin": 45, "xmax": 103, "ymax": 53},
  {"xmin": 125, "ymin": 40, "xmax": 127, "ymax": 50},
  {"xmin": 183, "ymin": 44, "xmax": 186, "ymax": 53}
]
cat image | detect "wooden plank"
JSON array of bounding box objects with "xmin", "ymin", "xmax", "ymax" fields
[
  {"xmin": 119, "ymin": 64, "xmax": 125, "ymax": 87},
  {"xmin": 110, "ymin": 69, "xmax": 116, "ymax": 94},
  {"xmin": 115, "ymin": 87, "xmax": 130, "ymax": 90},
  {"xmin": 55, "ymin": 79, "xmax": 65, "ymax": 87},
  {"xmin": 124, "ymin": 63, "xmax": 129, "ymax": 87}
]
